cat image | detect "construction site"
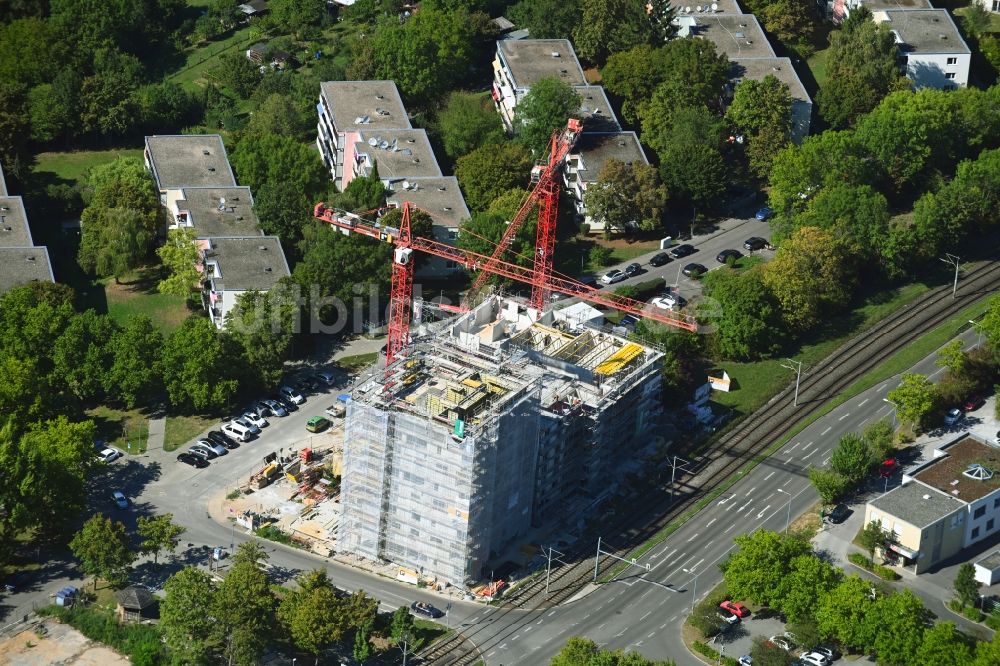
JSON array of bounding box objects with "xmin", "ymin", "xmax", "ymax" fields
[{"xmin": 338, "ymin": 295, "xmax": 665, "ymax": 587}]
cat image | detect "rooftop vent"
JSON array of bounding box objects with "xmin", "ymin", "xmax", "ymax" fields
[
  {"xmin": 354, "ymin": 115, "xmax": 371, "ymax": 125},
  {"xmin": 208, "ymin": 167, "xmax": 216, "ymax": 172},
  {"xmin": 923, "ymin": 494, "xmax": 930, "ymax": 500},
  {"xmin": 551, "ymin": 51, "xmax": 560, "ymax": 57},
  {"xmin": 735, "ymin": 31, "xmax": 745, "ymax": 38},
  {"xmin": 202, "ymin": 149, "xmax": 211, "ymax": 156},
  {"xmin": 963, "ymin": 464, "xmax": 994, "ymax": 481},
  {"xmin": 413, "ymin": 157, "xmax": 420, "ymax": 163},
  {"xmin": 773, "ymin": 66, "xmax": 781, "ymax": 71},
  {"xmin": 618, "ymin": 140, "xmax": 626, "ymax": 146},
  {"xmin": 25, "ymin": 256, "xmax": 35, "ymax": 262},
  {"xmin": 443, "ymin": 206, "xmax": 452, "ymax": 211},
  {"xmin": 939, "ymin": 33, "xmax": 947, "ymax": 39},
  {"xmin": 376, "ymin": 94, "xmax": 385, "ymax": 100},
  {"xmin": 236, "ymin": 216, "xmax": 244, "ymax": 221},
  {"xmin": 258, "ymin": 245, "xmax": 267, "ymax": 251},
  {"xmin": 560, "ymin": 69, "xmax": 568, "ymax": 74},
  {"xmin": 264, "ymin": 266, "xmax": 272, "ymax": 272},
  {"xmin": 407, "ymin": 138, "xmax": 415, "ymax": 143},
  {"xmin": 438, "ymin": 186, "xmax": 446, "ymax": 192}
]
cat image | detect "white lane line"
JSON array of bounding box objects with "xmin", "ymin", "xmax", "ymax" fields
[
  {"xmin": 764, "ymin": 471, "xmax": 776, "ymax": 481},
  {"xmin": 789, "ymin": 442, "xmax": 801, "ymax": 452},
  {"xmin": 821, "ymin": 426, "xmax": 832, "ymax": 435},
  {"xmin": 598, "ymin": 623, "xmax": 606, "ymax": 631},
  {"xmin": 822, "ymin": 456, "xmax": 831, "ymax": 466},
  {"xmin": 512, "ymin": 633, "xmax": 521, "ymax": 641},
  {"xmin": 746, "ymin": 486, "xmax": 757, "ymax": 496},
  {"xmin": 669, "ymin": 616, "xmax": 678, "ymax": 623},
  {"xmin": 487, "ymin": 651, "xmax": 496, "ymax": 658},
  {"xmin": 756, "ymin": 505, "xmax": 771, "ymax": 519},
  {"xmin": 859, "ymin": 417, "xmax": 870, "ymax": 426},
  {"xmin": 803, "ymin": 449, "xmax": 817, "ymax": 460},
  {"xmin": 858, "ymin": 398, "xmax": 869, "ymax": 407},
  {"xmin": 616, "ymin": 629, "xmax": 627, "ymax": 638},
  {"xmin": 687, "ymin": 532, "xmax": 700, "ymax": 542},
  {"xmin": 660, "ymin": 623, "xmax": 668, "ymax": 630},
  {"xmin": 536, "ymin": 618, "xmax": 544, "ymax": 625},
  {"xmin": 705, "ymin": 540, "xmax": 714, "ymax": 548},
  {"xmin": 736, "ymin": 499, "xmax": 753, "ymax": 513},
  {"xmin": 724, "ymin": 522, "xmax": 736, "ymax": 533},
  {"xmin": 838, "ymin": 412, "xmax": 850, "ymax": 421},
  {"xmin": 639, "ymin": 610, "xmax": 652, "ymax": 622},
  {"xmin": 706, "ymin": 518, "xmax": 717, "ymax": 528},
  {"xmin": 690, "ymin": 558, "xmax": 704, "ymax": 572},
  {"xmin": 878, "ymin": 383, "xmax": 888, "ymax": 392},
  {"xmin": 547, "ymin": 610, "xmax": 557, "ymax": 617}
]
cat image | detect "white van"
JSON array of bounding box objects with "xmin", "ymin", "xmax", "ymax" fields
[{"xmin": 222, "ymin": 421, "xmax": 251, "ymax": 442}]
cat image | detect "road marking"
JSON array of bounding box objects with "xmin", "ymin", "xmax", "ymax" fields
[
  {"xmin": 687, "ymin": 532, "xmax": 699, "ymax": 542},
  {"xmin": 487, "ymin": 651, "xmax": 496, "ymax": 658},
  {"xmin": 524, "ymin": 626, "xmax": 533, "ymax": 633},
  {"xmin": 804, "ymin": 441, "xmax": 814, "ymax": 449},
  {"xmin": 536, "ymin": 618, "xmax": 544, "ymax": 625},
  {"xmin": 724, "ymin": 522, "xmax": 736, "ymax": 533},
  {"xmin": 512, "ymin": 634, "xmax": 520, "ymax": 641},
  {"xmin": 636, "ymin": 641, "xmax": 644, "ymax": 647},
  {"xmin": 838, "ymin": 412, "xmax": 850, "ymax": 421},
  {"xmin": 764, "ymin": 471, "xmax": 776, "ymax": 481},
  {"xmin": 690, "ymin": 558, "xmax": 704, "ymax": 572},
  {"xmin": 859, "ymin": 417, "xmax": 870, "ymax": 426},
  {"xmin": 736, "ymin": 499, "xmax": 753, "ymax": 513},
  {"xmin": 821, "ymin": 426, "xmax": 832, "ymax": 435},
  {"xmin": 822, "ymin": 456, "xmax": 831, "ymax": 466},
  {"xmin": 803, "ymin": 449, "xmax": 817, "ymax": 460},
  {"xmin": 616, "ymin": 629, "xmax": 627, "ymax": 637},
  {"xmin": 648, "ymin": 631, "xmax": 657, "ymax": 638},
  {"xmin": 598, "ymin": 623, "xmax": 606, "ymax": 631},
  {"xmin": 756, "ymin": 505, "xmax": 771, "ymax": 518},
  {"xmin": 858, "ymin": 398, "xmax": 869, "ymax": 407},
  {"xmin": 705, "ymin": 540, "xmax": 714, "ymax": 548},
  {"xmin": 547, "ymin": 610, "xmax": 557, "ymax": 617},
  {"xmin": 746, "ymin": 486, "xmax": 756, "ymax": 496},
  {"xmin": 639, "ymin": 610, "xmax": 652, "ymax": 622},
  {"xmin": 789, "ymin": 442, "xmax": 801, "ymax": 451},
  {"xmin": 706, "ymin": 518, "xmax": 717, "ymax": 527},
  {"xmin": 878, "ymin": 383, "xmax": 888, "ymax": 392},
  {"xmin": 660, "ymin": 623, "xmax": 669, "ymax": 630}
]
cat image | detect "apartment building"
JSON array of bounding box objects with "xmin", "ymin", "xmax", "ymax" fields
[
  {"xmin": 200, "ymin": 236, "xmax": 290, "ymax": 329},
  {"xmin": 345, "ymin": 128, "xmax": 441, "ymax": 189},
  {"xmin": 865, "ymin": 435, "xmax": 1000, "ymax": 573},
  {"xmin": 0, "ymin": 182, "xmax": 55, "ymax": 294},
  {"xmin": 875, "ymin": 9, "xmax": 971, "ymax": 88},
  {"xmin": 563, "ymin": 132, "xmax": 650, "ymax": 235},
  {"xmin": 144, "ymin": 135, "xmax": 237, "ymax": 193},
  {"xmin": 729, "ymin": 57, "xmax": 812, "ymax": 142},
  {"xmin": 492, "ymin": 39, "xmax": 587, "ymax": 132},
  {"xmin": 386, "ymin": 177, "xmax": 469, "ymax": 277},
  {"xmin": 164, "ymin": 186, "xmax": 262, "ymax": 238}
]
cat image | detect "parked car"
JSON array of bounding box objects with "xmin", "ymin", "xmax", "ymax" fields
[
  {"xmin": 177, "ymin": 452, "xmax": 209, "ymax": 468},
  {"xmin": 738, "ymin": 656, "xmax": 752, "ymax": 666},
  {"xmin": 600, "ymin": 269, "xmax": 626, "ymax": 285},
  {"xmin": 683, "ymin": 263, "xmax": 707, "ymax": 277},
  {"xmin": 755, "ymin": 206, "xmax": 774, "ymax": 220},
  {"xmin": 306, "ymin": 416, "xmax": 331, "ymax": 433},
  {"xmin": 717, "ymin": 607, "xmax": 740, "ymax": 625},
  {"xmin": 112, "ymin": 491, "xmax": 129, "ymax": 509},
  {"xmin": 651, "ymin": 293, "xmax": 686, "ymax": 310},
  {"xmin": 254, "ymin": 401, "xmax": 274, "ymax": 417},
  {"xmin": 801, "ymin": 652, "xmax": 830, "ymax": 666},
  {"xmin": 579, "ymin": 276, "xmax": 599, "ymax": 289},
  {"xmin": 769, "ymin": 636, "xmax": 795, "ymax": 651},
  {"xmin": 243, "ymin": 411, "xmax": 268, "ymax": 428},
  {"xmin": 618, "ymin": 314, "xmax": 638, "ymax": 332},
  {"xmin": 962, "ymin": 395, "xmax": 985, "ymax": 412},
  {"xmin": 944, "ymin": 407, "xmax": 962, "ymax": 426},
  {"xmin": 810, "ymin": 646, "xmax": 838, "ymax": 661},
  {"xmin": 670, "ymin": 243, "xmax": 696, "ymax": 259},
  {"xmin": 234, "ymin": 416, "xmax": 261, "ymax": 435},
  {"xmin": 206, "ymin": 430, "xmax": 238, "ymax": 450},
  {"xmin": 273, "ymin": 395, "xmax": 297, "ymax": 412},
  {"xmin": 280, "ymin": 385, "xmax": 305, "ymax": 405},
  {"xmin": 97, "ymin": 447, "xmax": 123, "ymax": 463},
  {"xmin": 410, "ymin": 601, "xmax": 444, "ymax": 618},
  {"xmin": 262, "ymin": 399, "xmax": 287, "ymax": 417},
  {"xmin": 827, "ymin": 503, "xmax": 850, "ymax": 524},
  {"xmin": 623, "ymin": 262, "xmax": 642, "ymax": 277},
  {"xmin": 719, "ymin": 600, "xmax": 750, "ymax": 618},
  {"xmin": 716, "ymin": 249, "xmax": 742, "ymax": 264},
  {"xmin": 878, "ymin": 458, "xmax": 897, "ymax": 478},
  {"xmin": 326, "ymin": 395, "xmax": 350, "ymax": 419},
  {"xmin": 3, "ymin": 571, "xmax": 32, "ymax": 593},
  {"xmin": 221, "ymin": 422, "xmax": 251, "ymax": 443},
  {"xmin": 313, "ymin": 369, "xmax": 337, "ymax": 386},
  {"xmin": 197, "ymin": 439, "xmax": 227, "ymax": 456},
  {"xmin": 743, "ymin": 236, "xmax": 768, "ymax": 251},
  {"xmin": 649, "ymin": 252, "xmax": 671, "ymax": 267},
  {"xmin": 188, "ymin": 447, "xmax": 214, "ymax": 461}
]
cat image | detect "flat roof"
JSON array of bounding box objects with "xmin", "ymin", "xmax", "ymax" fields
[
  {"xmin": 497, "ymin": 39, "xmax": 587, "ymax": 89},
  {"xmin": 0, "ymin": 197, "xmax": 34, "ymax": 247},
  {"xmin": 870, "ymin": 481, "xmax": 966, "ymax": 529},
  {"xmin": 387, "ymin": 177, "xmax": 470, "ymax": 230},
  {"xmin": 914, "ymin": 436, "xmax": 1000, "ymax": 502},
  {"xmin": 320, "ymin": 80, "xmax": 410, "ymax": 133},
  {"xmin": 977, "ymin": 550, "xmax": 1000, "ymax": 571},
  {"xmin": 694, "ymin": 15, "xmax": 775, "ymax": 59},
  {"xmin": 674, "ymin": 0, "xmax": 743, "ymax": 15},
  {"xmin": 204, "ymin": 236, "xmax": 290, "ymax": 292},
  {"xmin": 353, "ymin": 129, "xmax": 441, "ymax": 180},
  {"xmin": 145, "ymin": 135, "xmax": 236, "ymax": 189},
  {"xmin": 175, "ymin": 187, "xmax": 262, "ymax": 238},
  {"xmin": 0, "ymin": 247, "xmax": 54, "ymax": 294},
  {"xmin": 576, "ymin": 86, "xmax": 621, "ymax": 133},
  {"xmin": 864, "ymin": 0, "xmax": 931, "ymax": 8},
  {"xmin": 879, "ymin": 9, "xmax": 970, "ymax": 54},
  {"xmin": 730, "ymin": 58, "xmax": 811, "ymax": 105},
  {"xmin": 571, "ymin": 132, "xmax": 649, "ymax": 184}
]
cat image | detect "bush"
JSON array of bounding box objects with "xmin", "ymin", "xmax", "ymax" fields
[
  {"xmin": 38, "ymin": 605, "xmax": 166, "ymax": 664},
  {"xmin": 255, "ymin": 524, "xmax": 292, "ymax": 545},
  {"xmin": 847, "ymin": 552, "xmax": 900, "ymax": 580},
  {"xmin": 588, "ymin": 245, "xmax": 614, "ymax": 267},
  {"xmin": 692, "ymin": 641, "xmax": 741, "ymax": 666},
  {"xmin": 986, "ymin": 612, "xmax": 1000, "ymax": 631}
]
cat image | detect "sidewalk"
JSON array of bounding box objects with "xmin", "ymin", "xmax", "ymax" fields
[{"xmin": 146, "ymin": 416, "xmax": 165, "ymax": 452}]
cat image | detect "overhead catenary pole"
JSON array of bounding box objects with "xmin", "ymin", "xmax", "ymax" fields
[
  {"xmin": 940, "ymin": 253, "xmax": 960, "ymax": 298},
  {"xmin": 780, "ymin": 359, "xmax": 803, "ymax": 406}
]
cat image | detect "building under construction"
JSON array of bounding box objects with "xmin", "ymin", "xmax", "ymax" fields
[{"xmin": 340, "ymin": 296, "xmax": 664, "ymax": 586}]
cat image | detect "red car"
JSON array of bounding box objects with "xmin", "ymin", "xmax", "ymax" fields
[
  {"xmin": 962, "ymin": 395, "xmax": 985, "ymax": 412},
  {"xmin": 720, "ymin": 600, "xmax": 750, "ymax": 618},
  {"xmin": 878, "ymin": 459, "xmax": 898, "ymax": 478}
]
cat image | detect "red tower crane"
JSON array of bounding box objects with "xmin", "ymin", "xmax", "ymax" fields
[
  {"xmin": 313, "ymin": 202, "xmax": 696, "ymax": 368},
  {"xmin": 467, "ymin": 118, "xmax": 583, "ymax": 311}
]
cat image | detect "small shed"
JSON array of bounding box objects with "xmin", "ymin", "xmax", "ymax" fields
[
  {"xmin": 975, "ymin": 550, "xmax": 1000, "ymax": 585},
  {"xmin": 114, "ymin": 586, "xmax": 157, "ymax": 623}
]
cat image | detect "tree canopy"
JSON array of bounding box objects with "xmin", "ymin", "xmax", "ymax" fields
[
  {"xmin": 455, "ymin": 142, "xmax": 533, "ymax": 211},
  {"xmin": 584, "ymin": 159, "xmax": 667, "ymax": 235},
  {"xmin": 69, "ymin": 513, "xmax": 135, "ymax": 588},
  {"xmin": 573, "ymin": 0, "xmax": 653, "ymax": 66},
  {"xmin": 435, "ymin": 91, "xmax": 505, "ymax": 161},
  {"xmin": 515, "ymin": 77, "xmax": 582, "ymax": 154}
]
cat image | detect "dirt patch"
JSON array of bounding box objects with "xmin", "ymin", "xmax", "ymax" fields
[{"xmin": 0, "ymin": 620, "xmax": 130, "ymax": 666}]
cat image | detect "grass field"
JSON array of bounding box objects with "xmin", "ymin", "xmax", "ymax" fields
[
  {"xmin": 88, "ymin": 405, "xmax": 150, "ymax": 455},
  {"xmin": 34, "ymin": 148, "xmax": 144, "ymax": 185},
  {"xmin": 806, "ymin": 44, "xmax": 833, "ymax": 91},
  {"xmin": 168, "ymin": 26, "xmax": 254, "ymax": 91},
  {"xmin": 164, "ymin": 414, "xmax": 217, "ymax": 452},
  {"xmin": 101, "ymin": 267, "xmax": 192, "ymax": 333},
  {"xmin": 337, "ymin": 352, "xmax": 379, "ymax": 370}
]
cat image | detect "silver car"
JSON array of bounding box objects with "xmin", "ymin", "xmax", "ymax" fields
[{"xmin": 196, "ymin": 439, "xmax": 227, "ymax": 456}]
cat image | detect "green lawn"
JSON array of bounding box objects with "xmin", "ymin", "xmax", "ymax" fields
[
  {"xmin": 710, "ymin": 282, "xmax": 932, "ymax": 416},
  {"xmin": 34, "ymin": 148, "xmax": 143, "ymax": 185},
  {"xmin": 806, "ymin": 45, "xmax": 833, "ymax": 91},
  {"xmin": 164, "ymin": 414, "xmax": 217, "ymax": 452},
  {"xmin": 337, "ymin": 352, "xmax": 379, "ymax": 370},
  {"xmin": 955, "ymin": 5, "xmax": 1000, "ymax": 33},
  {"xmin": 168, "ymin": 26, "xmax": 254, "ymax": 91},
  {"xmin": 100, "ymin": 266, "xmax": 193, "ymax": 333},
  {"xmin": 88, "ymin": 405, "xmax": 150, "ymax": 455}
]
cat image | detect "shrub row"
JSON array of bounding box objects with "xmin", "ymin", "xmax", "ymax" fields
[
  {"xmin": 692, "ymin": 640, "xmax": 741, "ymax": 666},
  {"xmin": 38, "ymin": 605, "xmax": 165, "ymax": 666},
  {"xmin": 848, "ymin": 552, "xmax": 901, "ymax": 581}
]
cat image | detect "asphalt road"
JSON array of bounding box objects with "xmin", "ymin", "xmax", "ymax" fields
[{"xmin": 464, "ymin": 326, "xmax": 986, "ymax": 666}]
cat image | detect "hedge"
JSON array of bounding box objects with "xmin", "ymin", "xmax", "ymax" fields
[
  {"xmin": 847, "ymin": 552, "xmax": 901, "ymax": 581},
  {"xmin": 692, "ymin": 640, "xmax": 741, "ymax": 666}
]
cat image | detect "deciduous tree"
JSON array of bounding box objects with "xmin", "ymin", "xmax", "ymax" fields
[
  {"xmin": 136, "ymin": 514, "xmax": 186, "ymax": 564},
  {"xmin": 954, "ymin": 562, "xmax": 981, "ymax": 609},
  {"xmin": 455, "ymin": 142, "xmax": 533, "ymax": 211},
  {"xmin": 871, "ymin": 589, "xmax": 929, "ymax": 666},
  {"xmin": 886, "ymin": 373, "xmax": 937, "ymax": 429},
  {"xmin": 702, "ymin": 268, "xmax": 782, "ymax": 360},
  {"xmin": 225, "ymin": 282, "xmax": 299, "ymax": 390},
  {"xmin": 515, "ymin": 77, "xmax": 581, "ymax": 153},
  {"xmin": 777, "ymin": 554, "xmax": 842, "ymax": 623},
  {"xmin": 815, "ymin": 575, "xmax": 881, "ymax": 651},
  {"xmin": 584, "ymin": 159, "xmax": 667, "ymax": 236},
  {"xmin": 725, "ymin": 75, "xmax": 792, "ymax": 178},
  {"xmin": 808, "ymin": 468, "xmax": 851, "ymax": 505},
  {"xmin": 573, "ymin": 0, "xmax": 653, "ymax": 66},
  {"xmin": 156, "ymin": 227, "xmax": 201, "ymax": 298},
  {"xmin": 831, "ymin": 433, "xmax": 873, "ymax": 485},
  {"xmin": 278, "ymin": 570, "xmax": 350, "ymax": 658},
  {"xmin": 161, "ymin": 316, "xmax": 238, "ymax": 412},
  {"xmin": 231, "ymin": 132, "xmax": 329, "ymax": 199},
  {"xmin": 916, "ymin": 621, "xmax": 973, "ymax": 666},
  {"xmin": 270, "ymin": 0, "xmax": 326, "ymax": 37},
  {"xmin": 721, "ymin": 530, "xmax": 812, "ymax": 607},
  {"xmin": 390, "ymin": 605, "xmax": 416, "ymax": 643},
  {"xmin": 160, "ymin": 567, "xmax": 217, "ymax": 663},
  {"xmin": 653, "ymin": 105, "xmax": 727, "ymax": 206},
  {"xmin": 435, "ymin": 91, "xmax": 505, "ymax": 161},
  {"xmin": 858, "ymin": 519, "xmax": 889, "ymax": 561},
  {"xmin": 105, "ymin": 315, "xmax": 164, "ymax": 409},
  {"xmin": 53, "ymin": 310, "xmax": 117, "ymax": 402},
  {"xmin": 69, "ymin": 514, "xmax": 136, "ymax": 588},
  {"xmin": 508, "ymin": 0, "xmax": 581, "ymax": 40},
  {"xmin": 213, "ymin": 541, "xmax": 276, "ymax": 666}
]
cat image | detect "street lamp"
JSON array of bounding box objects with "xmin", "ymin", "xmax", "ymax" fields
[
  {"xmin": 776, "ymin": 488, "xmax": 792, "ymax": 534},
  {"xmin": 682, "ymin": 567, "xmax": 699, "ymax": 613},
  {"xmin": 883, "ymin": 397, "xmax": 898, "ymax": 428},
  {"xmin": 940, "ymin": 253, "xmax": 960, "ymax": 299},
  {"xmin": 780, "ymin": 359, "xmax": 803, "ymax": 406}
]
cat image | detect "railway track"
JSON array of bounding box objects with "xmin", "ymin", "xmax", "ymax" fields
[{"xmin": 418, "ymin": 261, "xmax": 1000, "ymax": 665}]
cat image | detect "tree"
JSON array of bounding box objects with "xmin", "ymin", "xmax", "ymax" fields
[
  {"xmin": 757, "ymin": 0, "xmax": 819, "ymax": 57},
  {"xmin": 69, "ymin": 514, "xmax": 135, "ymax": 588},
  {"xmin": 353, "ymin": 622, "xmax": 373, "ymax": 663},
  {"xmin": 161, "ymin": 316, "xmax": 238, "ymax": 412},
  {"xmin": 859, "ymin": 519, "xmax": 889, "ymax": 561},
  {"xmin": 720, "ymin": 530, "xmax": 812, "ymax": 607},
  {"xmin": 974, "ymin": 631, "xmax": 1000, "ymax": 666},
  {"xmin": 830, "ymin": 433, "xmax": 873, "ymax": 485},
  {"xmin": 652, "ymin": 106, "xmax": 728, "ymax": 206},
  {"xmin": 335, "ymin": 166, "xmax": 387, "ymax": 212},
  {"xmin": 792, "ymin": 183, "xmax": 893, "ymax": 274},
  {"xmin": 515, "ymin": 77, "xmax": 582, "ymax": 153},
  {"xmin": 702, "ymin": 268, "xmax": 782, "ymax": 360},
  {"xmin": 980, "ymin": 294, "xmax": 1000, "ymax": 355},
  {"xmin": 807, "ymin": 468, "xmax": 851, "ymax": 505},
  {"xmin": 213, "ymin": 541, "xmax": 276, "ymax": 666},
  {"xmin": 818, "ymin": 7, "xmax": 908, "ymax": 129},
  {"xmin": 916, "ymin": 621, "xmax": 973, "ymax": 666},
  {"xmin": 584, "ymin": 159, "xmax": 668, "ymax": 236},
  {"xmin": 278, "ymin": 570, "xmax": 349, "ymax": 658},
  {"xmin": 435, "ymin": 91, "xmax": 505, "ymax": 161},
  {"xmin": 954, "ymin": 562, "xmax": 981, "ymax": 609},
  {"xmin": 870, "ymin": 589, "xmax": 929, "ymax": 666},
  {"xmin": 52, "ymin": 310, "xmax": 117, "ymax": 402},
  {"xmin": 603, "ymin": 45, "xmax": 670, "ymax": 124},
  {"xmin": 455, "ymin": 142, "xmax": 533, "ymax": 211},
  {"xmin": 28, "ymin": 83, "xmax": 74, "ymax": 143},
  {"xmin": 270, "ymin": 0, "xmax": 326, "ymax": 37},
  {"xmin": 225, "ymin": 283, "xmax": 299, "ymax": 390},
  {"xmin": 242, "ymin": 93, "xmax": 311, "ymax": 142},
  {"xmin": 960, "ymin": 2, "xmax": 993, "ymax": 39},
  {"xmin": 104, "ymin": 315, "xmax": 164, "ymax": 409},
  {"xmin": 156, "ymin": 227, "xmax": 201, "ymax": 298},
  {"xmin": 863, "ymin": 420, "xmax": 895, "ymax": 463},
  {"xmin": 508, "ymin": 0, "xmax": 581, "ymax": 40},
  {"xmin": 136, "ymin": 514, "xmax": 186, "ymax": 564},
  {"xmin": 937, "ymin": 339, "xmax": 966, "ymax": 376},
  {"xmin": 573, "ymin": 0, "xmax": 653, "ymax": 66},
  {"xmin": 815, "ymin": 575, "xmax": 882, "ymax": 652},
  {"xmin": 550, "ymin": 636, "xmax": 676, "ymax": 664},
  {"xmin": 776, "ymin": 554, "xmax": 843, "ymax": 624},
  {"xmin": 648, "ymin": 0, "xmax": 677, "ymax": 43},
  {"xmin": 161, "ymin": 567, "xmax": 217, "ymax": 663},
  {"xmin": 390, "ymin": 605, "xmax": 416, "ymax": 643},
  {"xmin": 886, "ymin": 373, "xmax": 937, "ymax": 429},
  {"xmin": 216, "ymin": 51, "xmax": 261, "ymax": 99},
  {"xmin": 762, "ymin": 226, "xmax": 851, "ymax": 332},
  {"xmin": 253, "ymin": 178, "xmax": 315, "ymax": 248},
  {"xmin": 725, "ymin": 75, "xmax": 792, "ymax": 179},
  {"xmin": 230, "ymin": 132, "xmax": 329, "ymax": 199},
  {"xmin": 750, "ymin": 636, "xmax": 794, "ymax": 666}
]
